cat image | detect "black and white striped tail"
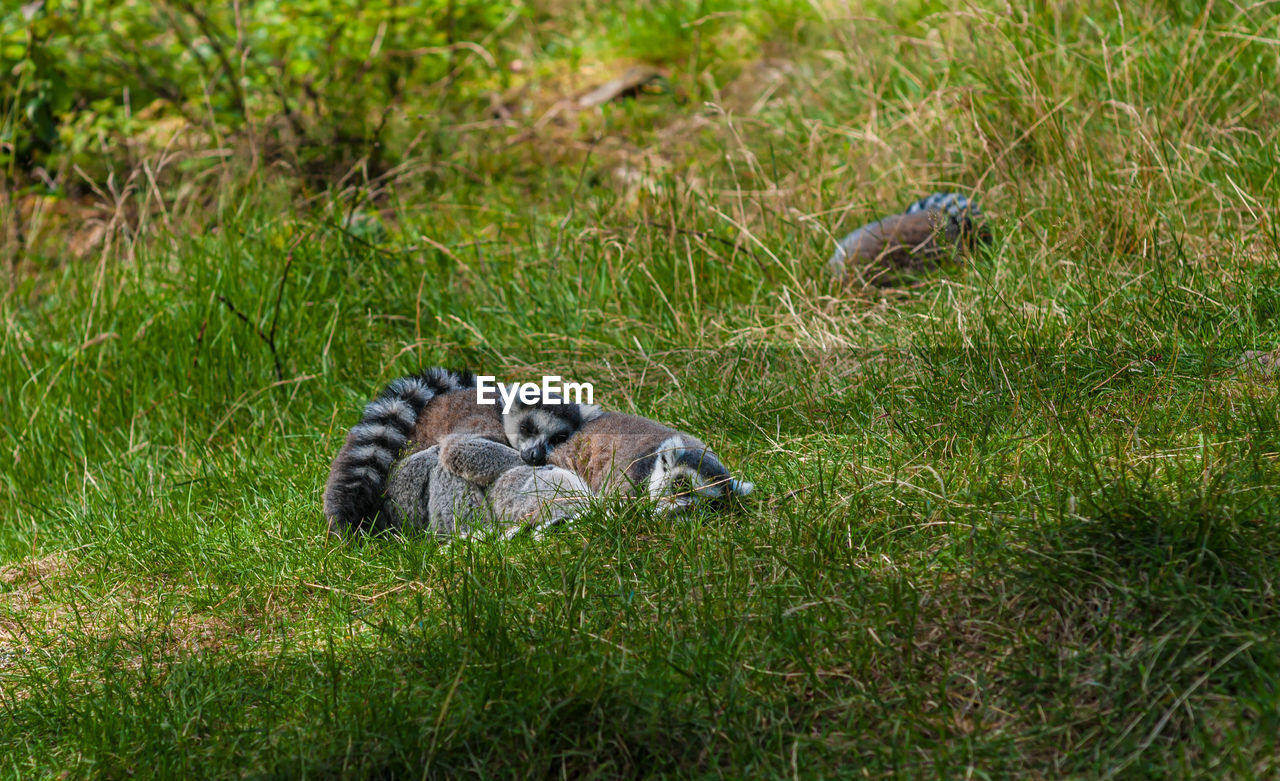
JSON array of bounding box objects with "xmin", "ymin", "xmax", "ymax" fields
[
  {"xmin": 904, "ymin": 191, "xmax": 981, "ymax": 219},
  {"xmin": 904, "ymin": 191, "xmax": 988, "ymax": 240},
  {"xmin": 323, "ymin": 367, "xmax": 474, "ymax": 535}
]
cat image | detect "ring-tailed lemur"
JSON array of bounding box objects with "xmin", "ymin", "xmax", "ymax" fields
[
  {"xmin": 826, "ymin": 191, "xmax": 991, "ymax": 280},
  {"xmin": 381, "ymin": 434, "xmax": 593, "ymax": 539},
  {"xmin": 323, "ymin": 368, "xmax": 590, "ymax": 535},
  {"xmin": 547, "ymin": 411, "xmax": 753, "ymax": 515}
]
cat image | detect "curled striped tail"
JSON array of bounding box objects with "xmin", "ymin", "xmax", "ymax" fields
[
  {"xmin": 904, "ymin": 191, "xmax": 981, "ymax": 218},
  {"xmin": 904, "ymin": 191, "xmax": 989, "ymax": 243},
  {"xmin": 323, "ymin": 367, "xmax": 473, "ymax": 535}
]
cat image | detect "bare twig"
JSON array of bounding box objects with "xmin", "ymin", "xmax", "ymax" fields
[
  {"xmin": 216, "ymin": 294, "xmax": 282, "ymax": 380},
  {"xmin": 267, "ymin": 230, "xmax": 311, "ymax": 361},
  {"xmin": 192, "ymin": 318, "xmax": 207, "ymax": 370},
  {"xmin": 215, "ymin": 228, "xmax": 310, "ymax": 381},
  {"xmin": 631, "ymin": 219, "xmax": 769, "ymax": 268}
]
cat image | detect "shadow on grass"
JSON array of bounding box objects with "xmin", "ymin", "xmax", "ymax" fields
[{"xmin": 986, "ymin": 477, "xmax": 1280, "ymax": 772}]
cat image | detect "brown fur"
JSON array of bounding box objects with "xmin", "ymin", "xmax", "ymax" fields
[
  {"xmin": 408, "ymin": 389, "xmax": 505, "ymax": 453},
  {"xmin": 838, "ymin": 210, "xmax": 951, "ymax": 272},
  {"xmin": 548, "ymin": 412, "xmax": 692, "ymax": 494}
]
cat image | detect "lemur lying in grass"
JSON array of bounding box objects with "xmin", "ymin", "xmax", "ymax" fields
[{"xmin": 324, "ymin": 368, "xmax": 753, "ymax": 536}]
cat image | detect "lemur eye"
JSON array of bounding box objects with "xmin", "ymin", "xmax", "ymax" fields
[
  {"xmin": 520, "ymin": 421, "xmax": 535, "ymax": 437},
  {"xmin": 550, "ymin": 432, "xmax": 568, "ymax": 446}
]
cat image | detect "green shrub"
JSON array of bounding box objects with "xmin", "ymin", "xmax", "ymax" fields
[{"xmin": 2, "ymin": 0, "xmax": 508, "ymax": 180}]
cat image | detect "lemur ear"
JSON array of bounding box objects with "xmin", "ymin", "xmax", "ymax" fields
[
  {"xmin": 728, "ymin": 479, "xmax": 754, "ymax": 496},
  {"xmin": 500, "ymin": 383, "xmax": 528, "ymax": 410},
  {"xmin": 578, "ymin": 404, "xmax": 603, "ymax": 422}
]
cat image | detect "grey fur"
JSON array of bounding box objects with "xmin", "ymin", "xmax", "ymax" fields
[
  {"xmin": 324, "ymin": 370, "xmax": 594, "ymax": 537},
  {"xmin": 644, "ymin": 433, "xmax": 754, "ymax": 515},
  {"xmin": 382, "ymin": 434, "xmax": 593, "ymax": 538},
  {"xmin": 323, "ymin": 367, "xmax": 470, "ymax": 535}
]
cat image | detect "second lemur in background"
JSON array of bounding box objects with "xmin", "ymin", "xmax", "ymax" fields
[{"xmin": 826, "ymin": 191, "xmax": 992, "ymax": 282}]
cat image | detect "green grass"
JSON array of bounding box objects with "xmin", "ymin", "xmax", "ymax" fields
[{"xmin": 3, "ymin": 0, "xmax": 1280, "ymax": 776}]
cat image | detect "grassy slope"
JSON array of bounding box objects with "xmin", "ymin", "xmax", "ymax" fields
[{"xmin": 3, "ymin": 0, "xmax": 1280, "ymax": 776}]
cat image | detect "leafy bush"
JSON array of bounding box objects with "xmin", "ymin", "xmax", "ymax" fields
[{"xmin": 2, "ymin": 0, "xmax": 509, "ymax": 181}]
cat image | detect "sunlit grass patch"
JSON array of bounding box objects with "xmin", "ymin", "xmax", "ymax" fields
[{"xmin": 3, "ymin": 0, "xmax": 1280, "ymax": 776}]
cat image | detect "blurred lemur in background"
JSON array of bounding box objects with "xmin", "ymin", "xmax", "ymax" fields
[{"xmin": 826, "ymin": 192, "xmax": 992, "ymax": 282}]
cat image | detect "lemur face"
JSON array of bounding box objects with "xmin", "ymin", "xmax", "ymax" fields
[
  {"xmin": 502, "ymin": 393, "xmax": 588, "ymax": 466},
  {"xmin": 647, "ymin": 435, "xmax": 754, "ymax": 516}
]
